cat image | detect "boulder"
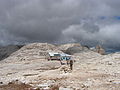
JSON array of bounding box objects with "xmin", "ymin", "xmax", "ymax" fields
[{"xmin": 96, "ymin": 45, "xmax": 105, "ymax": 55}]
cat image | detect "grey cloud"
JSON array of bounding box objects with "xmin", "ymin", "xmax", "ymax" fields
[
  {"xmin": 63, "ymin": 22, "xmax": 120, "ymax": 49},
  {"xmin": 0, "ymin": 0, "xmax": 120, "ymax": 50}
]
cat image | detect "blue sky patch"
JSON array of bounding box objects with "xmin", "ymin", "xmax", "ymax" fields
[{"xmin": 114, "ymin": 16, "xmax": 120, "ymax": 20}]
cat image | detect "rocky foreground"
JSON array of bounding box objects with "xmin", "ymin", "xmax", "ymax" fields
[{"xmin": 0, "ymin": 43, "xmax": 120, "ymax": 90}]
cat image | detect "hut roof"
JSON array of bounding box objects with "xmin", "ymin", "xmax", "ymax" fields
[
  {"xmin": 48, "ymin": 52, "xmax": 71, "ymax": 57},
  {"xmin": 48, "ymin": 52, "xmax": 60, "ymax": 56}
]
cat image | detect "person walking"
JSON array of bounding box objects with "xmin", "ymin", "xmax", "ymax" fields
[{"xmin": 69, "ymin": 60, "xmax": 73, "ymax": 70}]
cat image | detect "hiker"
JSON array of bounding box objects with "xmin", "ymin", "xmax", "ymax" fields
[{"xmin": 70, "ymin": 60, "xmax": 73, "ymax": 70}]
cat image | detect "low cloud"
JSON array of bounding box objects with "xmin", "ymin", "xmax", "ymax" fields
[{"xmin": 62, "ymin": 22, "xmax": 120, "ymax": 49}]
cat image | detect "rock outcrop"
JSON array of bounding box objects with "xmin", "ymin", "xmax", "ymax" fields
[
  {"xmin": 95, "ymin": 45, "xmax": 105, "ymax": 55},
  {"xmin": 65, "ymin": 46, "xmax": 89, "ymax": 55},
  {"xmin": 3, "ymin": 43, "xmax": 62, "ymax": 62},
  {"xmin": 58, "ymin": 43, "xmax": 89, "ymax": 55}
]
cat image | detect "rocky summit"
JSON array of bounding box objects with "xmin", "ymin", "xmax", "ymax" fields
[{"xmin": 0, "ymin": 43, "xmax": 120, "ymax": 90}]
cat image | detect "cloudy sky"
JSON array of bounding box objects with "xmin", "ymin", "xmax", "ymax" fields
[{"xmin": 0, "ymin": 0, "xmax": 120, "ymax": 50}]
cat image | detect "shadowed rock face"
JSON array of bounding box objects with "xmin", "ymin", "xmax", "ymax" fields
[
  {"xmin": 0, "ymin": 45, "xmax": 23, "ymax": 60},
  {"xmin": 58, "ymin": 43, "xmax": 90, "ymax": 55},
  {"xmin": 65, "ymin": 46, "xmax": 89, "ymax": 55}
]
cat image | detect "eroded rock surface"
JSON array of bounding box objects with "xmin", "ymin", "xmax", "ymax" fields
[{"xmin": 0, "ymin": 43, "xmax": 120, "ymax": 90}]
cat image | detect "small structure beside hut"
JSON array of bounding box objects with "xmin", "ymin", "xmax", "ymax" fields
[{"xmin": 60, "ymin": 53, "xmax": 71, "ymax": 60}]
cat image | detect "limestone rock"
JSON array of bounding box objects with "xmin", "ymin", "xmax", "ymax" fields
[
  {"xmin": 96, "ymin": 45, "xmax": 105, "ymax": 55},
  {"xmin": 3, "ymin": 43, "xmax": 62, "ymax": 62}
]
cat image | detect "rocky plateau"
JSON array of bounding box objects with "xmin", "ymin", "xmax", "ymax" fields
[{"xmin": 0, "ymin": 43, "xmax": 120, "ymax": 90}]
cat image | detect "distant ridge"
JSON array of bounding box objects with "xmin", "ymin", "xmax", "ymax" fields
[{"xmin": 0, "ymin": 45, "xmax": 23, "ymax": 61}]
